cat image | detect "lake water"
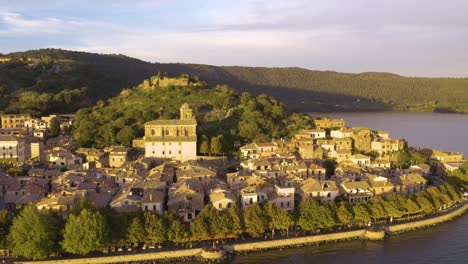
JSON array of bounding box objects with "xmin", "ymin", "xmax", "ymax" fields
[
  {"xmin": 230, "ymin": 112, "xmax": 468, "ymax": 264},
  {"xmin": 309, "ymin": 112, "xmax": 468, "ymax": 156}
]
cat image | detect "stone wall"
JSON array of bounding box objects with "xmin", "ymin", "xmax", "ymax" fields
[
  {"xmin": 232, "ymin": 229, "xmax": 380, "ymax": 252},
  {"xmin": 388, "ymin": 202, "xmax": 468, "ymax": 233},
  {"xmin": 15, "ymin": 248, "xmax": 203, "ymax": 264}
]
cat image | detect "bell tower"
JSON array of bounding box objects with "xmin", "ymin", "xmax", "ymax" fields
[{"xmin": 180, "ymin": 103, "xmax": 193, "ymax": 120}]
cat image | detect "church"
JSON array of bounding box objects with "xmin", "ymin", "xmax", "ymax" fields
[{"xmin": 144, "ymin": 103, "xmax": 197, "ymax": 161}]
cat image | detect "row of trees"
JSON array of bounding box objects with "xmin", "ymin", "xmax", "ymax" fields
[
  {"xmin": 1, "ymin": 181, "xmax": 463, "ymax": 260},
  {"xmin": 199, "ymin": 135, "xmax": 228, "ymax": 156}
]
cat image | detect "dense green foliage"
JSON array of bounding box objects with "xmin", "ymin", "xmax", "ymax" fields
[
  {"xmin": 72, "ymin": 75, "xmax": 313, "ymax": 148},
  {"xmin": 0, "ymin": 210, "xmax": 12, "ymax": 250},
  {"xmin": 7, "ymin": 205, "xmax": 61, "ymax": 260},
  {"xmin": 448, "ymin": 161, "xmax": 468, "ymax": 189},
  {"xmin": 3, "ymin": 49, "xmax": 468, "ymax": 115},
  {"xmin": 0, "ymin": 49, "xmax": 156, "ymax": 114},
  {"xmin": 62, "ymin": 209, "xmax": 109, "ymax": 255}
]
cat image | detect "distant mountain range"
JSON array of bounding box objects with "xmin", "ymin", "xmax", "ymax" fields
[{"xmin": 1, "ymin": 48, "xmax": 467, "ymax": 114}]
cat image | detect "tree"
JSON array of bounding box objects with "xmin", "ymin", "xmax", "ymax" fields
[
  {"xmin": 211, "ymin": 209, "xmax": 232, "ymax": 239},
  {"xmin": 62, "ymin": 209, "xmax": 109, "ymax": 255},
  {"xmin": 199, "ymin": 135, "xmax": 210, "ymax": 155},
  {"xmin": 144, "ymin": 211, "xmax": 166, "ymax": 246},
  {"xmin": 352, "ymin": 203, "xmax": 371, "ymax": 226},
  {"xmin": 126, "ymin": 216, "xmax": 146, "ymax": 247},
  {"xmin": 243, "ymin": 204, "xmax": 266, "ymax": 238},
  {"xmin": 164, "ymin": 210, "xmax": 189, "ymax": 245},
  {"xmin": 227, "ymin": 206, "xmax": 244, "ymax": 236},
  {"xmin": 190, "ymin": 205, "xmax": 213, "ymax": 240},
  {"xmin": 70, "ymin": 195, "xmax": 97, "ymax": 216},
  {"xmin": 367, "ymin": 197, "xmax": 389, "ymax": 221},
  {"xmin": 0, "ymin": 210, "xmax": 12, "ymax": 250},
  {"xmin": 210, "ymin": 135, "xmax": 224, "ymax": 155},
  {"xmin": 296, "ymin": 198, "xmax": 333, "ymax": 232},
  {"xmin": 414, "ymin": 193, "xmax": 434, "ymax": 214},
  {"xmin": 116, "ymin": 126, "xmax": 136, "ymax": 146},
  {"xmin": 8, "ymin": 205, "xmax": 61, "ymax": 260},
  {"xmin": 323, "ymin": 159, "xmax": 338, "ymax": 177},
  {"xmin": 264, "ymin": 202, "xmax": 293, "ymax": 237},
  {"xmin": 48, "ymin": 117, "xmax": 60, "ymax": 138},
  {"xmin": 336, "ymin": 203, "xmax": 353, "ymax": 226}
]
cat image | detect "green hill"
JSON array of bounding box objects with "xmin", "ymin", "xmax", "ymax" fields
[
  {"xmin": 73, "ymin": 74, "xmax": 313, "ymax": 149},
  {"xmin": 0, "ymin": 49, "xmax": 156, "ymax": 115},
  {"xmin": 1, "ymin": 48, "xmax": 468, "ymax": 114}
]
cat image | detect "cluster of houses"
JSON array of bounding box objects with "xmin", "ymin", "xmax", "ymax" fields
[{"xmin": 0, "ymin": 109, "xmax": 466, "ymax": 223}]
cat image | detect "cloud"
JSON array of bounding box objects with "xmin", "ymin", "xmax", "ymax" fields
[{"xmin": 1, "ymin": 1, "xmax": 468, "ymax": 76}]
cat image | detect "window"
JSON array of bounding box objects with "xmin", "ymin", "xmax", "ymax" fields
[
  {"xmin": 218, "ymin": 203, "xmax": 222, "ymax": 209},
  {"xmin": 280, "ymin": 202, "xmax": 284, "ymax": 208}
]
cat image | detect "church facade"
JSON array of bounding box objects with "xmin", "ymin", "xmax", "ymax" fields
[{"xmin": 144, "ymin": 104, "xmax": 197, "ymax": 162}]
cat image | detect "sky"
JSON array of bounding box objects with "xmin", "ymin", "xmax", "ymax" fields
[{"xmin": 1, "ymin": 0, "xmax": 468, "ymax": 77}]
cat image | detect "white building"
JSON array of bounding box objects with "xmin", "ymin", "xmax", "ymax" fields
[
  {"xmin": 143, "ymin": 104, "xmax": 197, "ymax": 162},
  {"xmin": 0, "ymin": 135, "xmax": 27, "ymax": 162},
  {"xmin": 330, "ymin": 128, "xmax": 353, "ymax": 139}
]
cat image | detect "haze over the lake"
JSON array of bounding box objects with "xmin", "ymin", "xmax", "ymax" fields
[{"xmin": 1, "ymin": 0, "xmax": 468, "ymax": 77}]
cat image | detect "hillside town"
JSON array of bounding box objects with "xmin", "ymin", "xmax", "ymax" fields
[{"xmin": 0, "ymin": 104, "xmax": 465, "ymax": 222}]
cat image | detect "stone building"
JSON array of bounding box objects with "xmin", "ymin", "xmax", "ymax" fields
[
  {"xmin": 0, "ymin": 135, "xmax": 27, "ymax": 163},
  {"xmin": 144, "ymin": 104, "xmax": 197, "ymax": 162},
  {"xmin": 1, "ymin": 114, "xmax": 31, "ymax": 130}
]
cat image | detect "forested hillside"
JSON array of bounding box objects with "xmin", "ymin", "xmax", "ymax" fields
[
  {"xmin": 0, "ymin": 49, "xmax": 156, "ymax": 115},
  {"xmin": 1, "ymin": 48, "xmax": 468, "ymax": 114},
  {"xmin": 154, "ymin": 64, "xmax": 468, "ymax": 113},
  {"xmin": 73, "ymin": 74, "xmax": 313, "ymax": 149}
]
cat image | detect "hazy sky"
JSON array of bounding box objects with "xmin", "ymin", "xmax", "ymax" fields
[{"xmin": 1, "ymin": 0, "xmax": 467, "ymax": 77}]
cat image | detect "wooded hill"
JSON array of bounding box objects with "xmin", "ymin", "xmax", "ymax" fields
[{"xmin": 1, "ymin": 48, "xmax": 468, "ymax": 114}]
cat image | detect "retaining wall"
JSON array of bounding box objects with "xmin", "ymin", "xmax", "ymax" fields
[
  {"xmin": 232, "ymin": 229, "xmax": 384, "ymax": 252},
  {"xmin": 15, "ymin": 248, "xmax": 202, "ymax": 264},
  {"xmin": 388, "ymin": 202, "xmax": 468, "ymax": 233}
]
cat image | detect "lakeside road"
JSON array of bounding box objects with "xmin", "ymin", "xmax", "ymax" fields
[{"xmin": 12, "ymin": 200, "xmax": 468, "ymax": 264}]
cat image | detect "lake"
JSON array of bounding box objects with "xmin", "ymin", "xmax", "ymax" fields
[{"xmin": 309, "ymin": 112, "xmax": 468, "ymax": 156}]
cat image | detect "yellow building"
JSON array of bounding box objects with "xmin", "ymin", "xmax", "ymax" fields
[
  {"xmin": 371, "ymin": 139, "xmax": 405, "ymax": 156},
  {"xmin": 351, "ymin": 127, "xmax": 372, "ymax": 152},
  {"xmin": 144, "ymin": 104, "xmax": 197, "ymax": 162},
  {"xmin": 106, "ymin": 146, "xmax": 130, "ymax": 168},
  {"xmin": 431, "ymin": 150, "xmax": 463, "ymax": 163},
  {"xmin": 314, "ymin": 117, "xmax": 346, "ymax": 129},
  {"xmin": 1, "ymin": 114, "xmax": 31, "ymax": 130}
]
